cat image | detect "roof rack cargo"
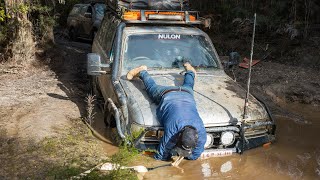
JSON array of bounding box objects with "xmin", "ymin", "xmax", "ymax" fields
[
  {"xmin": 107, "ymin": 0, "xmax": 190, "ymax": 12},
  {"xmin": 119, "ymin": 9, "xmax": 211, "ymax": 28}
]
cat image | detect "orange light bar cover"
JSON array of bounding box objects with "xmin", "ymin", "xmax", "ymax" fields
[{"xmin": 123, "ymin": 11, "xmax": 196, "ymax": 21}]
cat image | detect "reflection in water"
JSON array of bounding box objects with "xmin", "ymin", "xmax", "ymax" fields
[
  {"xmin": 220, "ymin": 161, "xmax": 232, "ymax": 173},
  {"xmin": 317, "ymin": 153, "xmax": 320, "ymax": 176},
  {"xmin": 201, "ymin": 163, "xmax": 211, "ymax": 177},
  {"xmin": 97, "ymin": 103, "xmax": 319, "ymax": 179}
]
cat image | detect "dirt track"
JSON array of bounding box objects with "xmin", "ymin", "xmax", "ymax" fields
[
  {"xmin": 0, "ymin": 38, "xmax": 319, "ymax": 178},
  {"xmin": 0, "ymin": 40, "xmax": 107, "ymax": 178}
]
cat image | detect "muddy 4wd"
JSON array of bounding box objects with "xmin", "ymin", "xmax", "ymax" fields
[{"xmin": 87, "ymin": 10, "xmax": 276, "ymax": 158}]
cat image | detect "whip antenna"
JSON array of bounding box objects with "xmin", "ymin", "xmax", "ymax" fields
[
  {"xmin": 243, "ymin": 13, "xmax": 257, "ymax": 120},
  {"xmin": 240, "ymin": 13, "xmax": 257, "ymax": 154}
]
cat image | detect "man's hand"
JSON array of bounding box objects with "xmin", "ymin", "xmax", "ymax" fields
[{"xmin": 171, "ymin": 155, "xmax": 184, "ymax": 167}]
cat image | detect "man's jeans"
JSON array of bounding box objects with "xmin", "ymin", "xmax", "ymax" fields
[{"xmin": 139, "ymin": 70, "xmax": 195, "ymax": 104}]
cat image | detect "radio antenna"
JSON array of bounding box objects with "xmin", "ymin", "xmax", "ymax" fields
[{"xmin": 243, "ymin": 13, "xmax": 257, "ymax": 120}]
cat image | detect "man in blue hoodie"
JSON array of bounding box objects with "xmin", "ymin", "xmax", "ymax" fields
[{"xmin": 127, "ymin": 62, "xmax": 206, "ymax": 161}]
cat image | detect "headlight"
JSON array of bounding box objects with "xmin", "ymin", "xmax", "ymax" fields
[
  {"xmin": 220, "ymin": 131, "xmax": 235, "ymax": 146},
  {"xmin": 204, "ymin": 133, "xmax": 214, "ymax": 149}
]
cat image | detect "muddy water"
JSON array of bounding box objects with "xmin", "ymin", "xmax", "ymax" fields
[
  {"xmin": 96, "ymin": 103, "xmax": 320, "ymax": 179},
  {"xmin": 92, "ymin": 111, "xmax": 119, "ymax": 156},
  {"xmin": 144, "ymin": 104, "xmax": 320, "ymax": 180}
]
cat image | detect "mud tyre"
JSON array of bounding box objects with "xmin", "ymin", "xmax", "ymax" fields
[
  {"xmin": 105, "ymin": 114, "xmax": 122, "ymax": 146},
  {"xmin": 91, "ymin": 30, "xmax": 97, "ymax": 42},
  {"xmin": 69, "ymin": 28, "xmax": 77, "ymax": 41}
]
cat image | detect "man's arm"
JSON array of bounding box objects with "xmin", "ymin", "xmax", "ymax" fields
[{"xmin": 154, "ymin": 132, "xmax": 178, "ymax": 161}]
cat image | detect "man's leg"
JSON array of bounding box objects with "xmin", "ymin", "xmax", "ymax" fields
[
  {"xmin": 139, "ymin": 70, "xmax": 166, "ymax": 103},
  {"xmin": 182, "ymin": 71, "xmax": 195, "ymax": 90},
  {"xmin": 182, "ymin": 62, "xmax": 196, "ymax": 91},
  {"xmin": 127, "ymin": 65, "xmax": 147, "ymax": 80},
  {"xmin": 127, "ymin": 66, "xmax": 168, "ymax": 104}
]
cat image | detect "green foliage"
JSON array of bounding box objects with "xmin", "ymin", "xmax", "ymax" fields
[
  {"xmin": 101, "ymin": 131, "xmax": 142, "ymax": 180},
  {"xmin": 127, "ymin": 128, "xmax": 144, "ymax": 144},
  {"xmin": 83, "ymin": 170, "xmax": 118, "ymax": 180},
  {"xmin": 0, "ymin": 6, "xmax": 5, "ymax": 22},
  {"xmin": 0, "ymin": 1, "xmax": 57, "ymax": 52},
  {"xmin": 111, "ymin": 129, "xmax": 142, "ymax": 166},
  {"xmin": 48, "ymin": 166, "xmax": 83, "ymax": 179},
  {"xmin": 14, "ymin": 3, "xmax": 29, "ymax": 14},
  {"xmin": 104, "ymin": 168, "xmax": 138, "ymax": 180},
  {"xmin": 107, "ymin": 147, "xmax": 139, "ymax": 180},
  {"xmin": 27, "ymin": 2, "xmax": 56, "ymax": 41},
  {"xmin": 111, "ymin": 145, "xmax": 139, "ymax": 167},
  {"xmin": 190, "ymin": 0, "xmax": 318, "ymax": 37}
]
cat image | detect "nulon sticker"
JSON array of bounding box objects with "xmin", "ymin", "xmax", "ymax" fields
[{"xmin": 158, "ymin": 34, "xmax": 181, "ymax": 40}]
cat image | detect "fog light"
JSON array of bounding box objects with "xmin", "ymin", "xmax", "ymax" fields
[
  {"xmin": 204, "ymin": 133, "xmax": 214, "ymax": 149},
  {"xmin": 220, "ymin": 131, "xmax": 235, "ymax": 146}
]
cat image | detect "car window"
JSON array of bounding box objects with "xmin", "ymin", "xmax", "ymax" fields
[
  {"xmin": 105, "ymin": 22, "xmax": 117, "ymax": 57},
  {"xmin": 87, "ymin": 6, "xmax": 92, "ymax": 14},
  {"xmin": 123, "ymin": 34, "xmax": 219, "ymax": 70},
  {"xmin": 95, "ymin": 4, "xmax": 106, "ymax": 17},
  {"xmin": 95, "ymin": 13, "xmax": 118, "ymax": 59},
  {"xmin": 80, "ymin": 5, "xmax": 88, "ymax": 15},
  {"xmin": 69, "ymin": 5, "xmax": 81, "ymax": 16}
]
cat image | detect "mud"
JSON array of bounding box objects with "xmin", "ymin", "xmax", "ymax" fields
[{"xmin": 135, "ymin": 103, "xmax": 319, "ymax": 180}]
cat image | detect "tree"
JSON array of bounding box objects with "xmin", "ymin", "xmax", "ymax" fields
[
  {"xmin": 1, "ymin": 0, "xmax": 57, "ymax": 65},
  {"xmin": 2, "ymin": 0, "xmax": 35, "ymax": 65}
]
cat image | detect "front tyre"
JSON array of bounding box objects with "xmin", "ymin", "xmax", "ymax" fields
[
  {"xmin": 69, "ymin": 28, "xmax": 77, "ymax": 41},
  {"xmin": 91, "ymin": 30, "xmax": 97, "ymax": 42}
]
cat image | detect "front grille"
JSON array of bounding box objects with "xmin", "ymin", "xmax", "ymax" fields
[{"xmin": 244, "ymin": 127, "xmax": 269, "ymax": 138}]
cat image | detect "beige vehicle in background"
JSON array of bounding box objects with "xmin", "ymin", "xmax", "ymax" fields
[{"xmin": 67, "ymin": 2, "xmax": 106, "ymax": 41}]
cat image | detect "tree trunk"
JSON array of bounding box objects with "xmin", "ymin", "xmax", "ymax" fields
[{"xmin": 4, "ymin": 0, "xmax": 35, "ymax": 65}]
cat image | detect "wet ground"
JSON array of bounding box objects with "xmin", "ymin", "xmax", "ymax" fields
[
  {"xmin": 145, "ymin": 104, "xmax": 320, "ymax": 180},
  {"xmin": 93, "ymin": 102, "xmax": 319, "ymax": 180}
]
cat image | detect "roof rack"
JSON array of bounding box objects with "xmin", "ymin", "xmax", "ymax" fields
[{"xmin": 118, "ymin": 9, "xmax": 210, "ymax": 27}]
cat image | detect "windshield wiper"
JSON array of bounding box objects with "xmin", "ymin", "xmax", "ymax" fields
[
  {"xmin": 202, "ymin": 65, "xmax": 218, "ymax": 68},
  {"xmin": 149, "ymin": 65, "xmax": 164, "ymax": 69}
]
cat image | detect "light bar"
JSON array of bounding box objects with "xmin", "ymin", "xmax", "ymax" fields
[
  {"xmin": 148, "ymin": 14, "xmax": 183, "ymax": 21},
  {"xmin": 122, "ymin": 10, "xmax": 197, "ymax": 21},
  {"xmin": 123, "ymin": 11, "xmax": 140, "ymax": 20}
]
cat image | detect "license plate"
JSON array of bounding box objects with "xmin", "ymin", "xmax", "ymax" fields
[{"xmin": 200, "ymin": 149, "xmax": 234, "ymax": 159}]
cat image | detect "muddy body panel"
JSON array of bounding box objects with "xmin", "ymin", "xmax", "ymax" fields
[{"xmin": 67, "ymin": 3, "xmax": 106, "ymax": 40}]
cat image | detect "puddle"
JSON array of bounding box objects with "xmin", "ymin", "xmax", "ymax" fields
[
  {"xmin": 92, "ymin": 110, "xmax": 119, "ymax": 156},
  {"xmin": 96, "ymin": 103, "xmax": 320, "ymax": 179}
]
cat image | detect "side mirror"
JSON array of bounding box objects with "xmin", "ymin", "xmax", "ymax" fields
[
  {"xmin": 87, "ymin": 53, "xmax": 110, "ymax": 76},
  {"xmin": 84, "ymin": 12, "xmax": 92, "ymax": 18}
]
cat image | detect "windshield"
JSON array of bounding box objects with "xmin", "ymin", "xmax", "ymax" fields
[
  {"xmin": 123, "ymin": 34, "xmax": 219, "ymax": 71},
  {"xmin": 95, "ymin": 4, "xmax": 106, "ymax": 17}
]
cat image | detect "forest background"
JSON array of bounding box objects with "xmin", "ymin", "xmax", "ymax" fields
[{"xmin": 0, "ymin": 0, "xmax": 319, "ymax": 68}]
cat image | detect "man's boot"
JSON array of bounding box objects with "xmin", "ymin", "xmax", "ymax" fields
[
  {"xmin": 183, "ymin": 62, "xmax": 196, "ymax": 76},
  {"xmin": 126, "ymin": 65, "xmax": 147, "ymax": 80}
]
